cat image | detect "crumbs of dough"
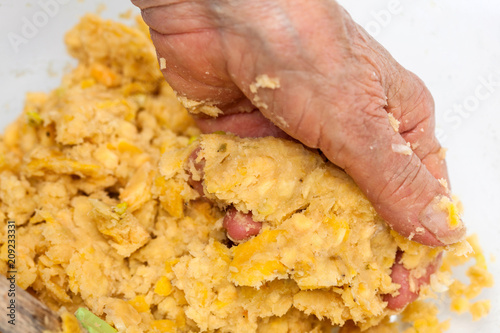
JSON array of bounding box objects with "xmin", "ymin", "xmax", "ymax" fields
[
  {"xmin": 437, "ymin": 196, "xmax": 461, "ymax": 230},
  {"xmin": 387, "ymin": 113, "xmax": 400, "ymax": 132},
  {"xmin": 251, "ymin": 94, "xmax": 268, "ymax": 110},
  {"xmin": 159, "ymin": 57, "xmax": 166, "ymax": 70},
  {"xmin": 176, "ymin": 95, "xmax": 223, "ymax": 117},
  {"xmin": 438, "ymin": 178, "xmax": 448, "ymax": 189},
  {"xmin": 401, "ymin": 301, "xmax": 451, "ymax": 332},
  {"xmin": 391, "ymin": 143, "xmax": 412, "ymax": 156},
  {"xmin": 249, "ymin": 74, "xmax": 281, "ymax": 94},
  {"xmin": 249, "ymin": 75, "xmax": 280, "ymax": 110},
  {"xmin": 430, "ymin": 271, "xmax": 451, "ymax": 293},
  {"xmin": 96, "ymin": 3, "xmax": 106, "ymax": 15},
  {"xmin": 415, "ymin": 227, "xmax": 425, "ymax": 234},
  {"xmin": 442, "ymin": 234, "xmax": 493, "ymax": 322},
  {"xmin": 470, "ymin": 300, "xmax": 491, "ymax": 321},
  {"xmin": 274, "ymin": 115, "xmax": 288, "ymax": 128},
  {"xmin": 119, "ymin": 9, "xmax": 134, "ymax": 19}
]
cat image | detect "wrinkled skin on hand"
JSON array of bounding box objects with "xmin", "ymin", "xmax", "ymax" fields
[{"xmin": 133, "ymin": 0, "xmax": 464, "ymax": 310}]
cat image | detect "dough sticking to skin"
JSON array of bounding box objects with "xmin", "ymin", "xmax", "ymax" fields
[
  {"xmin": 391, "ymin": 142, "xmax": 412, "ymax": 156},
  {"xmin": 176, "ymin": 95, "xmax": 223, "ymax": 117},
  {"xmin": 249, "ymin": 74, "xmax": 281, "ymax": 93},
  {"xmin": 249, "ymin": 74, "xmax": 281, "ymax": 111},
  {"xmin": 159, "ymin": 57, "xmax": 166, "ymax": 70},
  {"xmin": 387, "ymin": 113, "xmax": 400, "ymax": 132}
]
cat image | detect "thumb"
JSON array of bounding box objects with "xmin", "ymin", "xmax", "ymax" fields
[{"xmin": 340, "ymin": 70, "xmax": 465, "ymax": 247}]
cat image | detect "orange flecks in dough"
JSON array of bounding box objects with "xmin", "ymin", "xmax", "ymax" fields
[
  {"xmin": 151, "ymin": 319, "xmax": 176, "ymax": 333},
  {"xmin": 61, "ymin": 312, "xmax": 81, "ymax": 333},
  {"xmin": 154, "ymin": 276, "xmax": 173, "ymax": 297},
  {"xmin": 127, "ymin": 295, "xmax": 149, "ymax": 313},
  {"xmin": 90, "ymin": 63, "xmax": 121, "ymax": 87},
  {"xmin": 230, "ymin": 229, "xmax": 287, "ymax": 287}
]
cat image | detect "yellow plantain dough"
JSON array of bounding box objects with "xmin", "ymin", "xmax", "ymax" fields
[
  {"xmin": 0, "ymin": 14, "xmax": 479, "ymax": 333},
  {"xmin": 162, "ymin": 134, "xmax": 443, "ymax": 331}
]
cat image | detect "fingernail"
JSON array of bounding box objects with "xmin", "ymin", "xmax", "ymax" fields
[{"xmin": 419, "ymin": 195, "xmax": 466, "ymax": 245}]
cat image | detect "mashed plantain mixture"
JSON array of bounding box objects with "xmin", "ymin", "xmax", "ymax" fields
[{"xmin": 0, "ymin": 14, "xmax": 493, "ymax": 333}]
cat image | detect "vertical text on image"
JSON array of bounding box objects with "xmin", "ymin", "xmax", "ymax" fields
[{"xmin": 6, "ymin": 220, "xmax": 16, "ymax": 326}]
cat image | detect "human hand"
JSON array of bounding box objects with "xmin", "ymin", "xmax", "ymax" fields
[{"xmin": 133, "ymin": 0, "xmax": 464, "ymax": 309}]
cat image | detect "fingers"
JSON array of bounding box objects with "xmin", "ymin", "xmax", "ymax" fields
[
  {"xmin": 384, "ymin": 251, "xmax": 442, "ymax": 310},
  {"xmin": 187, "ymin": 133, "xmax": 270, "ymax": 243},
  {"xmin": 378, "ymin": 68, "xmax": 464, "ymax": 245},
  {"xmin": 279, "ymin": 79, "xmax": 464, "ymax": 246},
  {"xmin": 211, "ymin": 4, "xmax": 465, "ymax": 245},
  {"xmin": 187, "ymin": 140, "xmax": 266, "ymax": 244},
  {"xmin": 137, "ymin": 0, "xmax": 214, "ymax": 35},
  {"xmin": 188, "ymin": 149, "xmax": 263, "ymax": 243},
  {"xmin": 223, "ymin": 207, "xmax": 262, "ymax": 242},
  {"xmin": 194, "ymin": 111, "xmax": 290, "ymax": 139},
  {"xmin": 342, "ymin": 114, "xmax": 462, "ymax": 247},
  {"xmin": 135, "ymin": 0, "xmax": 245, "ymax": 107},
  {"xmin": 386, "ymin": 70, "xmax": 450, "ymax": 183},
  {"xmin": 150, "ymin": 29, "xmax": 243, "ymax": 105}
]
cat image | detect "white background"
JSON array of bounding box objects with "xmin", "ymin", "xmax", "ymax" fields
[{"xmin": 0, "ymin": 0, "xmax": 499, "ymax": 332}]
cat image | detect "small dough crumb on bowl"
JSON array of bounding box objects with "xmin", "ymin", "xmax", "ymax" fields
[{"xmin": 0, "ymin": 14, "xmax": 493, "ymax": 333}]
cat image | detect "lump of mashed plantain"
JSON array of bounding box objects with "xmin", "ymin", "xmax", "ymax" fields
[{"xmin": 0, "ymin": 14, "xmax": 492, "ymax": 333}]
